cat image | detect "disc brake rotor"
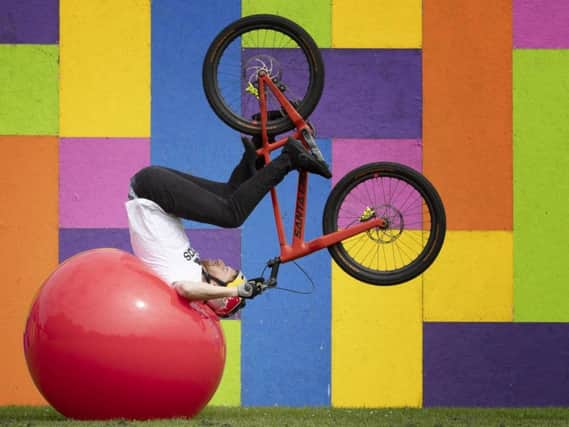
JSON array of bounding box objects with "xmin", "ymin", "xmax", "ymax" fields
[
  {"xmin": 244, "ymin": 54, "xmax": 282, "ymax": 98},
  {"xmin": 359, "ymin": 205, "xmax": 405, "ymax": 244}
]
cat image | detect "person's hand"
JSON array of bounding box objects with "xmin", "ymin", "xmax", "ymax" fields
[{"xmin": 237, "ymin": 278, "xmax": 265, "ymax": 299}]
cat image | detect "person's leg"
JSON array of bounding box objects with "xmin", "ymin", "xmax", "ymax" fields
[
  {"xmin": 131, "ymin": 154, "xmax": 291, "ymax": 228},
  {"xmin": 159, "ymin": 138, "xmax": 260, "ymax": 198}
]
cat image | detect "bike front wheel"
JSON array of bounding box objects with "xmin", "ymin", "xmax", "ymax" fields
[
  {"xmin": 203, "ymin": 14, "xmax": 324, "ymax": 136},
  {"xmin": 323, "ymin": 162, "xmax": 446, "ymax": 286}
]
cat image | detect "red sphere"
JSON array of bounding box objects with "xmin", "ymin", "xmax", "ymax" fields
[{"xmin": 24, "ymin": 248, "xmax": 225, "ymax": 420}]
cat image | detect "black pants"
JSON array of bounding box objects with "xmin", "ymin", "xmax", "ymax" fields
[{"xmin": 131, "ymin": 151, "xmax": 292, "ymax": 228}]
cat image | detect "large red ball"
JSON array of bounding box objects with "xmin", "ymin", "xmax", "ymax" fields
[{"xmin": 24, "ymin": 248, "xmax": 225, "ymax": 420}]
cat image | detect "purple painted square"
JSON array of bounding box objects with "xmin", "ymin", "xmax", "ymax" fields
[
  {"xmin": 59, "ymin": 228, "xmax": 241, "ymax": 269},
  {"xmin": 59, "ymin": 138, "xmax": 150, "ymax": 228},
  {"xmin": 514, "ymin": 0, "xmax": 569, "ymax": 48},
  {"xmin": 59, "ymin": 228, "xmax": 133, "ymax": 262},
  {"xmin": 315, "ymin": 49, "xmax": 422, "ymax": 138},
  {"xmin": 0, "ymin": 0, "xmax": 58, "ymax": 43},
  {"xmin": 238, "ymin": 49, "xmax": 421, "ymax": 138},
  {"xmin": 424, "ymin": 322, "xmax": 569, "ymax": 406},
  {"xmin": 187, "ymin": 228, "xmax": 241, "ymax": 269}
]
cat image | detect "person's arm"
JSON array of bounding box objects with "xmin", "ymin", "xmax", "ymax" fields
[{"xmin": 173, "ymin": 280, "xmax": 238, "ymax": 301}]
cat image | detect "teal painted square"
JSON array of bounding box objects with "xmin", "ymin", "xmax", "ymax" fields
[
  {"xmin": 514, "ymin": 49, "xmax": 569, "ymax": 321},
  {"xmin": 0, "ymin": 45, "xmax": 58, "ymax": 135}
]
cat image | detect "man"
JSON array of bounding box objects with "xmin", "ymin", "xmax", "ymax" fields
[{"xmin": 126, "ymin": 133, "xmax": 329, "ymax": 317}]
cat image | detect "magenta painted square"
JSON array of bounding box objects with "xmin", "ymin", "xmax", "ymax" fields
[
  {"xmin": 514, "ymin": 0, "xmax": 569, "ymax": 48},
  {"xmin": 60, "ymin": 138, "xmax": 150, "ymax": 227},
  {"xmin": 332, "ymin": 139, "xmax": 423, "ymax": 230},
  {"xmin": 332, "ymin": 139, "xmax": 422, "ymax": 185}
]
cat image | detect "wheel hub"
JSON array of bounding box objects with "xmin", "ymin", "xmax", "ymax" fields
[
  {"xmin": 360, "ymin": 204, "xmax": 405, "ymax": 243},
  {"xmin": 244, "ymin": 54, "xmax": 282, "ymax": 87}
]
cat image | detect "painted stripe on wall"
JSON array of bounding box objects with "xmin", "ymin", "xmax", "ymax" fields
[
  {"xmin": 0, "ymin": 0, "xmax": 59, "ymax": 43},
  {"xmin": 313, "ymin": 49, "xmax": 422, "ymax": 139},
  {"xmin": 424, "ymin": 231, "xmax": 513, "ymax": 321},
  {"xmin": 151, "ymin": 0, "xmax": 242, "ymax": 229},
  {"xmin": 59, "ymin": 138, "xmax": 150, "ymax": 228},
  {"xmin": 424, "ymin": 323, "xmax": 569, "ymax": 406},
  {"xmin": 423, "ymin": 0, "xmax": 512, "ymax": 230},
  {"xmin": 59, "ymin": 228, "xmax": 242, "ymax": 269},
  {"xmin": 513, "ymin": 50, "xmax": 569, "ymax": 322},
  {"xmin": 241, "ymin": 140, "xmax": 332, "ymax": 406},
  {"xmin": 332, "ymin": 139, "xmax": 422, "ymax": 181},
  {"xmin": 59, "ymin": 0, "xmax": 150, "ymax": 137},
  {"xmin": 514, "ymin": 0, "xmax": 569, "ymax": 48},
  {"xmin": 331, "ymin": 138, "xmax": 423, "ymax": 407},
  {"xmin": 209, "ymin": 320, "xmax": 241, "ymax": 406},
  {"xmin": 332, "ymin": 0, "xmax": 422, "ymax": 48},
  {"xmin": 0, "ymin": 136, "xmax": 58, "ymax": 404},
  {"xmin": 332, "ymin": 267, "xmax": 422, "ymax": 407},
  {"xmin": 0, "ymin": 45, "xmax": 58, "ymax": 135},
  {"xmin": 242, "ymin": 0, "xmax": 332, "ymax": 48},
  {"xmin": 59, "ymin": 228, "xmax": 133, "ymax": 262}
]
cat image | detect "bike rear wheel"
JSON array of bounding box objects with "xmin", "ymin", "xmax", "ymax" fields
[
  {"xmin": 203, "ymin": 14, "xmax": 324, "ymax": 136},
  {"xmin": 323, "ymin": 162, "xmax": 446, "ymax": 285}
]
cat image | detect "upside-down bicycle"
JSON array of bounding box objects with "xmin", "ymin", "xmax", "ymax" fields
[{"xmin": 203, "ymin": 14, "xmax": 446, "ymax": 287}]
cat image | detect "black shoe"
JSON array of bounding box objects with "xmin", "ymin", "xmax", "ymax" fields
[
  {"xmin": 241, "ymin": 136, "xmax": 265, "ymax": 172},
  {"xmin": 282, "ymin": 137, "xmax": 332, "ymax": 179}
]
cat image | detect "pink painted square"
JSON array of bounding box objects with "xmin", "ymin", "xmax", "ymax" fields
[
  {"xmin": 332, "ymin": 139, "xmax": 422, "ymax": 185},
  {"xmin": 514, "ymin": 0, "xmax": 569, "ymax": 48},
  {"xmin": 332, "ymin": 139, "xmax": 423, "ymax": 230},
  {"xmin": 59, "ymin": 138, "xmax": 150, "ymax": 227}
]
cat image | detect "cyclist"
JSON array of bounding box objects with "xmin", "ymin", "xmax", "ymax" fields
[{"xmin": 125, "ymin": 132, "xmax": 329, "ymax": 318}]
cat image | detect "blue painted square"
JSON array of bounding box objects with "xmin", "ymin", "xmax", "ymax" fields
[
  {"xmin": 241, "ymin": 139, "xmax": 332, "ymax": 406},
  {"xmin": 151, "ymin": 0, "xmax": 243, "ymax": 226}
]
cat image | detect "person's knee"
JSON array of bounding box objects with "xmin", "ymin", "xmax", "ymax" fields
[
  {"xmin": 216, "ymin": 205, "xmax": 247, "ymax": 228},
  {"xmin": 132, "ymin": 166, "xmax": 162, "ymax": 197},
  {"xmin": 218, "ymin": 215, "xmax": 245, "ymax": 229}
]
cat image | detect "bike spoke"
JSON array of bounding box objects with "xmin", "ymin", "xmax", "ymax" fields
[
  {"xmin": 214, "ymin": 27, "xmax": 312, "ymax": 125},
  {"xmin": 336, "ymin": 172, "xmax": 434, "ymax": 274}
]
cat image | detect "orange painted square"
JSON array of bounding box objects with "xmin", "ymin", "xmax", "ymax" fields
[
  {"xmin": 423, "ymin": 0, "xmax": 513, "ymax": 230},
  {"xmin": 0, "ymin": 136, "xmax": 58, "ymax": 404}
]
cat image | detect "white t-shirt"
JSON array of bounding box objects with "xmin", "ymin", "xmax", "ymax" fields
[{"xmin": 125, "ymin": 197, "xmax": 202, "ymax": 285}]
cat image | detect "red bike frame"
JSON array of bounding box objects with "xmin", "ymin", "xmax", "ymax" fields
[{"xmin": 256, "ymin": 74, "xmax": 386, "ymax": 263}]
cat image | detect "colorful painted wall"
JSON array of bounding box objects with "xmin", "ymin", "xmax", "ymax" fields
[{"xmin": 1, "ymin": 0, "xmax": 568, "ymax": 408}]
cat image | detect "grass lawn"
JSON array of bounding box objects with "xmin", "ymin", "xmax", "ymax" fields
[{"xmin": 2, "ymin": 406, "xmax": 569, "ymax": 426}]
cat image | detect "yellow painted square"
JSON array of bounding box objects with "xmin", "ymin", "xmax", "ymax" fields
[
  {"xmin": 209, "ymin": 320, "xmax": 241, "ymax": 406},
  {"xmin": 60, "ymin": 0, "xmax": 150, "ymax": 137},
  {"xmin": 332, "ymin": 264, "xmax": 422, "ymax": 407},
  {"xmin": 423, "ymin": 231, "xmax": 513, "ymax": 321},
  {"xmin": 332, "ymin": 0, "xmax": 422, "ymax": 48}
]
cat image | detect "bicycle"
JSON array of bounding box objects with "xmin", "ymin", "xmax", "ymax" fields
[{"xmin": 202, "ymin": 14, "xmax": 446, "ymax": 288}]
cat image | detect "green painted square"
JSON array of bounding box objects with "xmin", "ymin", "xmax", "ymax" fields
[
  {"xmin": 209, "ymin": 320, "xmax": 241, "ymax": 406},
  {"xmin": 0, "ymin": 45, "xmax": 59, "ymax": 135},
  {"xmin": 514, "ymin": 49, "xmax": 569, "ymax": 321},
  {"xmin": 242, "ymin": 0, "xmax": 331, "ymax": 48}
]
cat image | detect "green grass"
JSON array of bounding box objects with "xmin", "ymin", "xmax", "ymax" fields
[{"xmin": 2, "ymin": 406, "xmax": 569, "ymax": 427}]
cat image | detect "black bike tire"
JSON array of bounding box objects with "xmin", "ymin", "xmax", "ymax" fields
[
  {"xmin": 323, "ymin": 162, "xmax": 446, "ymax": 286},
  {"xmin": 203, "ymin": 14, "xmax": 325, "ymax": 136}
]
